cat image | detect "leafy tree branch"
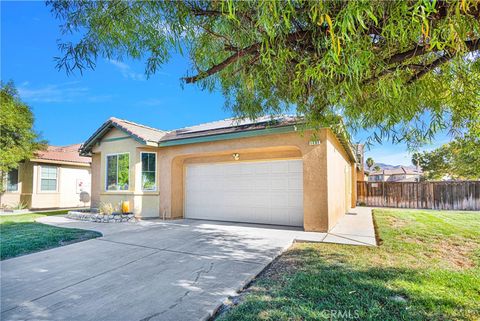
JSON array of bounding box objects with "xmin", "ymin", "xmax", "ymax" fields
[{"xmin": 47, "ymin": 0, "xmax": 480, "ymax": 147}]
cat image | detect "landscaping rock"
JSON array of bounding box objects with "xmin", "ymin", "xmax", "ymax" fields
[{"xmin": 66, "ymin": 211, "xmax": 136, "ymax": 223}]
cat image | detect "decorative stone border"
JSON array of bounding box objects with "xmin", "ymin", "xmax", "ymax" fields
[
  {"xmin": 67, "ymin": 211, "xmax": 135, "ymax": 223},
  {"xmin": 0, "ymin": 209, "xmax": 29, "ymax": 215}
]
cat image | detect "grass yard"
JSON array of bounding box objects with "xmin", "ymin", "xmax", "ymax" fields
[
  {"xmin": 0, "ymin": 211, "xmax": 101, "ymax": 260},
  {"xmin": 218, "ymin": 209, "xmax": 480, "ymax": 321}
]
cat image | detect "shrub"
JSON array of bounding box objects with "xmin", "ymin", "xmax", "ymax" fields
[{"xmin": 99, "ymin": 202, "xmax": 115, "ymax": 215}]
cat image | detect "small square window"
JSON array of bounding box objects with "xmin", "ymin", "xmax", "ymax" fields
[{"xmin": 40, "ymin": 166, "xmax": 57, "ymax": 191}]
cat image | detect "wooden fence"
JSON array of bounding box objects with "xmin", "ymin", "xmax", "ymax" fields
[{"xmin": 357, "ymin": 181, "xmax": 480, "ymax": 210}]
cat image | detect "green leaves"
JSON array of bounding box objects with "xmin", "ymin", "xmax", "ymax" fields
[
  {"xmin": 418, "ymin": 132, "xmax": 480, "ymax": 180},
  {"xmin": 48, "ymin": 0, "xmax": 480, "ymax": 147},
  {"xmin": 0, "ymin": 82, "xmax": 45, "ymax": 191}
]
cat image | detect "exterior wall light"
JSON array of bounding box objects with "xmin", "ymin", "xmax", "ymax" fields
[{"xmin": 232, "ymin": 153, "xmax": 240, "ymax": 160}]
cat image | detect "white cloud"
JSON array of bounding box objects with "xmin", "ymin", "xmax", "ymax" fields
[
  {"xmin": 108, "ymin": 59, "xmax": 145, "ymax": 81},
  {"xmin": 18, "ymin": 82, "xmax": 87, "ymax": 103},
  {"xmin": 17, "ymin": 82, "xmax": 111, "ymax": 103},
  {"xmin": 136, "ymin": 98, "xmax": 163, "ymax": 107}
]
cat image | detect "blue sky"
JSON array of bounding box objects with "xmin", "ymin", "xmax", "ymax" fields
[{"xmin": 1, "ymin": 1, "xmax": 450, "ymax": 166}]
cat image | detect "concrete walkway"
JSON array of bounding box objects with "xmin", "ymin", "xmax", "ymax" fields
[
  {"xmin": 1, "ymin": 207, "xmax": 375, "ymax": 321},
  {"xmin": 325, "ymin": 206, "xmax": 377, "ymax": 246}
]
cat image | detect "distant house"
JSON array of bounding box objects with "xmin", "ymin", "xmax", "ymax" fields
[
  {"xmin": 353, "ymin": 144, "xmax": 367, "ymax": 182},
  {"xmin": 1, "ymin": 144, "xmax": 91, "ymax": 210},
  {"xmin": 368, "ymin": 166, "xmax": 422, "ymax": 182}
]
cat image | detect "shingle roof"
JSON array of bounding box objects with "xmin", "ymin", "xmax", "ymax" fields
[
  {"xmin": 109, "ymin": 117, "xmax": 167, "ymax": 142},
  {"xmin": 369, "ymin": 166, "xmax": 422, "ymax": 176},
  {"xmin": 161, "ymin": 115, "xmax": 298, "ymax": 141},
  {"xmin": 34, "ymin": 144, "xmax": 91, "ymax": 164}
]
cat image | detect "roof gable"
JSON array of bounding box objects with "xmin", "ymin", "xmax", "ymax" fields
[{"xmin": 80, "ymin": 117, "xmax": 167, "ymax": 155}]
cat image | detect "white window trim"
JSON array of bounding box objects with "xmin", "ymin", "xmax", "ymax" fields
[
  {"xmin": 140, "ymin": 151, "xmax": 157, "ymax": 192},
  {"xmin": 105, "ymin": 152, "xmax": 130, "ymax": 192},
  {"xmin": 38, "ymin": 165, "xmax": 59, "ymax": 193}
]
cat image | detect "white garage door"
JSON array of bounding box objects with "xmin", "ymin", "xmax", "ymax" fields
[{"xmin": 185, "ymin": 159, "xmax": 303, "ymax": 226}]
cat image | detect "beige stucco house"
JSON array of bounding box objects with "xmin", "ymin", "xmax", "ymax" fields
[
  {"xmin": 80, "ymin": 116, "xmax": 359, "ymax": 232},
  {"xmin": 1, "ymin": 144, "xmax": 91, "ymax": 210}
]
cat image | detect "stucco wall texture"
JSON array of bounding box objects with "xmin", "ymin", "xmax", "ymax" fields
[{"xmin": 91, "ymin": 128, "xmax": 356, "ymax": 232}]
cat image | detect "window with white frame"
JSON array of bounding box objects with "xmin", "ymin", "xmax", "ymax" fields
[
  {"xmin": 40, "ymin": 166, "xmax": 57, "ymax": 191},
  {"xmin": 106, "ymin": 153, "xmax": 129, "ymax": 191},
  {"xmin": 6, "ymin": 168, "xmax": 19, "ymax": 192},
  {"xmin": 141, "ymin": 152, "xmax": 156, "ymax": 191}
]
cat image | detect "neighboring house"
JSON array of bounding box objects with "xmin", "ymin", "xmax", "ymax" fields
[
  {"xmin": 368, "ymin": 166, "xmax": 423, "ymax": 182},
  {"xmin": 1, "ymin": 144, "xmax": 91, "ymax": 209},
  {"xmin": 80, "ymin": 116, "xmax": 360, "ymax": 232},
  {"xmin": 353, "ymin": 144, "xmax": 367, "ymax": 182}
]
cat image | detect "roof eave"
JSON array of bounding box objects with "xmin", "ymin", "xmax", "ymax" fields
[
  {"xmin": 331, "ymin": 122, "xmax": 357, "ymax": 164},
  {"xmin": 80, "ymin": 120, "xmax": 148, "ymax": 156},
  {"xmin": 158, "ymin": 125, "xmax": 298, "ymax": 147},
  {"xmin": 31, "ymin": 158, "xmax": 91, "ymax": 167}
]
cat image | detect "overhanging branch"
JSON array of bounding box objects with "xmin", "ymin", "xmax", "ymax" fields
[
  {"xmin": 183, "ymin": 30, "xmax": 312, "ymax": 84},
  {"xmin": 183, "ymin": 43, "xmax": 260, "ymax": 84},
  {"xmin": 406, "ymin": 54, "xmax": 452, "ymax": 84},
  {"xmin": 385, "ymin": 39, "xmax": 479, "ymax": 65},
  {"xmin": 363, "ymin": 38, "xmax": 479, "ymax": 85}
]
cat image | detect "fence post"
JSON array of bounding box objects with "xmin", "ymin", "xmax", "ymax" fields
[
  {"xmin": 382, "ymin": 181, "xmax": 385, "ymax": 207},
  {"xmin": 431, "ymin": 182, "xmax": 434, "ymax": 210},
  {"xmin": 416, "ymin": 182, "xmax": 419, "ymax": 209}
]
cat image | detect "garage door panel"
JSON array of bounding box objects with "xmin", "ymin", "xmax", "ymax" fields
[
  {"xmin": 270, "ymin": 161, "xmax": 289, "ymax": 173},
  {"xmin": 288, "ymin": 161, "xmax": 303, "ymax": 172},
  {"xmin": 271, "ymin": 177, "xmax": 289, "ymax": 189},
  {"xmin": 270, "ymin": 207, "xmax": 289, "ymax": 224},
  {"xmin": 288, "ymin": 208, "xmax": 303, "ymax": 226},
  {"xmin": 254, "ymin": 163, "xmax": 271, "ymax": 174},
  {"xmin": 288, "ymin": 192, "xmax": 303, "ymax": 207},
  {"xmin": 270, "ymin": 192, "xmax": 289, "ymax": 207},
  {"xmin": 288, "ymin": 176, "xmax": 303, "ymax": 189},
  {"xmin": 185, "ymin": 159, "xmax": 304, "ymax": 227},
  {"xmin": 254, "ymin": 179, "xmax": 270, "ymax": 191}
]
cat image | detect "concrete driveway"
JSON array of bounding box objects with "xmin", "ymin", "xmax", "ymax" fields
[{"xmin": 1, "ymin": 208, "xmax": 375, "ymax": 321}]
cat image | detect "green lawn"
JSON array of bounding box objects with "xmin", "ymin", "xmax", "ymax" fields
[
  {"xmin": 0, "ymin": 210, "xmax": 101, "ymax": 260},
  {"xmin": 218, "ymin": 209, "xmax": 480, "ymax": 321}
]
